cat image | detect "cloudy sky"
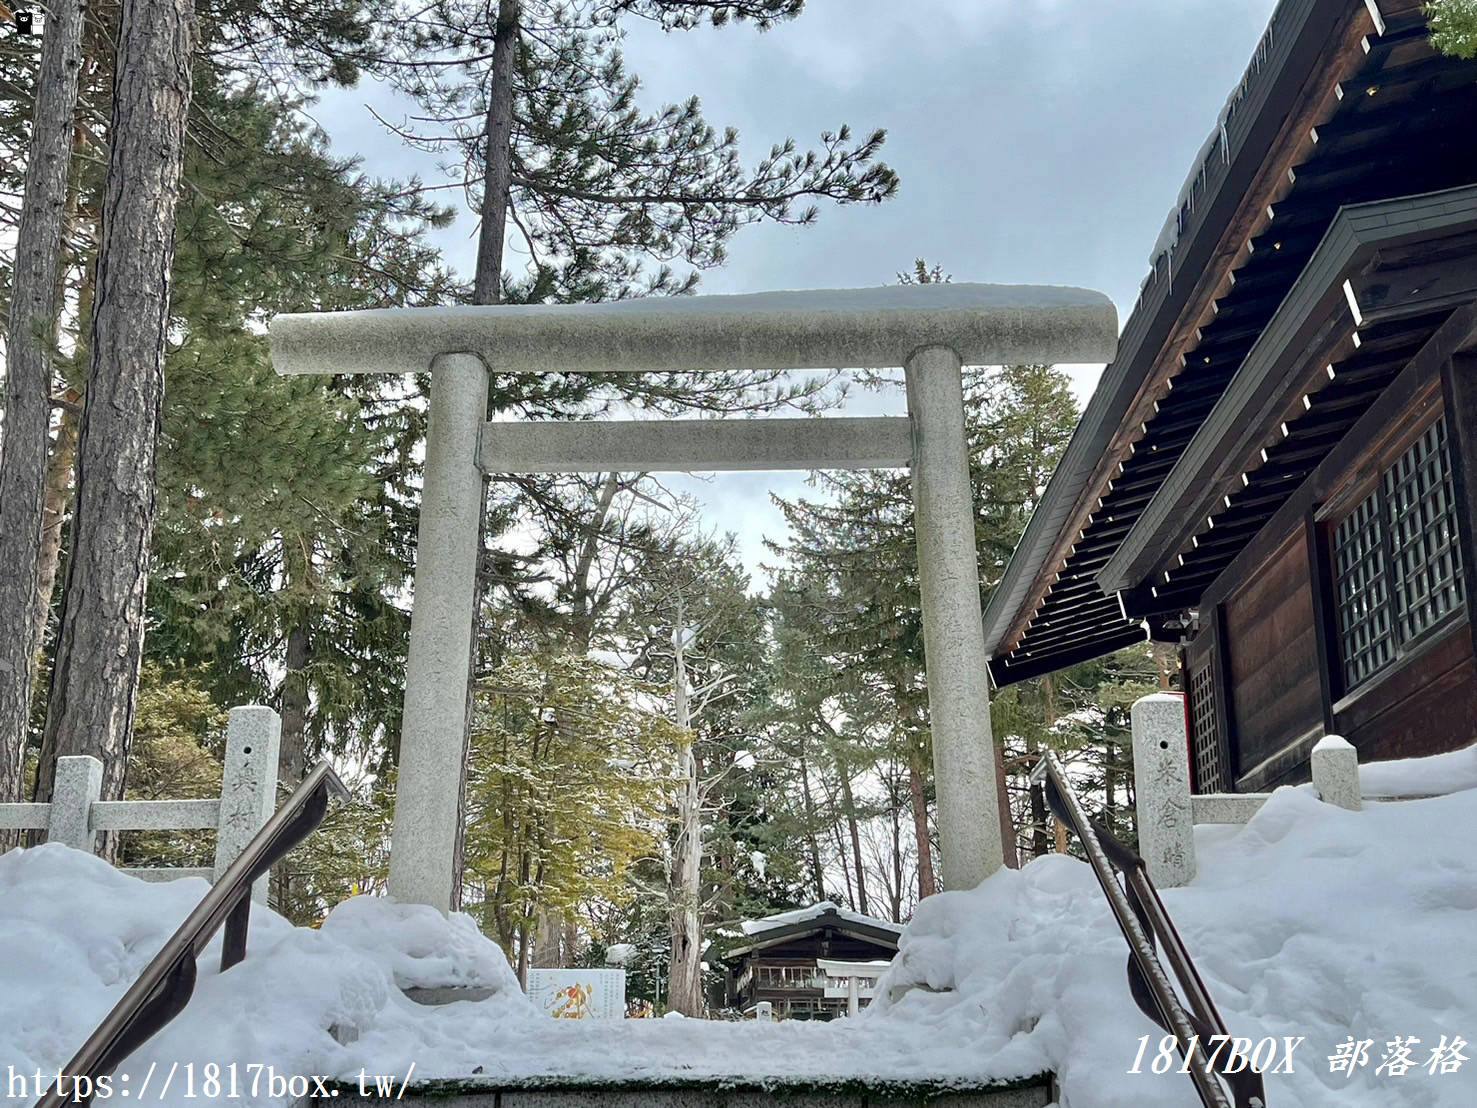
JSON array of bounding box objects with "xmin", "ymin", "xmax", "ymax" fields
[{"xmin": 314, "ymin": 0, "xmax": 1282, "ymax": 580}]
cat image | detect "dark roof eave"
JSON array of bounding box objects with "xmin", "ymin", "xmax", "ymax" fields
[
  {"xmin": 717, "ymin": 912, "xmax": 902, "ymax": 962},
  {"xmin": 1098, "ymin": 184, "xmax": 1477, "ymax": 595},
  {"xmin": 981, "ymin": 0, "xmax": 1352, "ymax": 659}
]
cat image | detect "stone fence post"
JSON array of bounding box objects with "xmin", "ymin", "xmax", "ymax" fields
[
  {"xmin": 212, "ymin": 705, "xmax": 281, "ymax": 901},
  {"xmin": 1310, "ymin": 735, "xmax": 1361, "ymax": 811},
  {"xmin": 47, "ymin": 755, "xmax": 103, "ymax": 852},
  {"xmin": 1131, "ymin": 693, "xmax": 1195, "ymax": 888}
]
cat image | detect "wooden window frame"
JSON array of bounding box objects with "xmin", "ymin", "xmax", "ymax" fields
[{"xmin": 1315, "ymin": 407, "xmax": 1470, "ymax": 707}]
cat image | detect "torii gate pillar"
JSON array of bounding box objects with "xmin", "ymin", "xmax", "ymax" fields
[
  {"xmin": 906, "ymin": 346, "xmax": 1009, "ymax": 889},
  {"xmin": 388, "ymin": 352, "xmax": 488, "ymax": 909}
]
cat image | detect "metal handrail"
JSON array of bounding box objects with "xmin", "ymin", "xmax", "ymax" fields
[
  {"xmin": 35, "ymin": 761, "xmax": 348, "ymax": 1108},
  {"xmin": 1030, "ymin": 751, "xmax": 1266, "ymax": 1108}
]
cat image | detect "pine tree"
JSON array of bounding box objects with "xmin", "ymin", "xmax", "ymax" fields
[
  {"xmin": 0, "ymin": 0, "xmax": 88, "ymax": 822},
  {"xmin": 371, "ymin": 0, "xmax": 896, "ymax": 906},
  {"xmin": 3, "ymin": 0, "xmax": 438, "ymax": 824},
  {"xmin": 379, "ymin": 0, "xmax": 897, "ymax": 303},
  {"xmin": 35, "ymin": 0, "xmax": 199, "ymax": 821},
  {"xmin": 614, "ymin": 528, "xmax": 765, "ymax": 1015}
]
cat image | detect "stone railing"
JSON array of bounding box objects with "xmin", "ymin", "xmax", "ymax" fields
[
  {"xmin": 0, "ymin": 705, "xmax": 280, "ymax": 901},
  {"xmin": 1131, "ymin": 692, "xmax": 1363, "ymax": 888}
]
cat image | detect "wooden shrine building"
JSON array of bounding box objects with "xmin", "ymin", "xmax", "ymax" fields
[
  {"xmin": 983, "ymin": 0, "xmax": 1477, "ymax": 792},
  {"xmin": 717, "ymin": 903, "xmax": 901, "ymax": 1020}
]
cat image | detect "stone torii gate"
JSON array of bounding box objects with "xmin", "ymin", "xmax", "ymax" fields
[{"xmin": 270, "ymin": 284, "xmax": 1117, "ymax": 912}]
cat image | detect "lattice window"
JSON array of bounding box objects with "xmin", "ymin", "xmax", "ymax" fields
[
  {"xmin": 1332, "ymin": 416, "xmax": 1466, "ymax": 692},
  {"xmin": 1384, "ymin": 419, "xmax": 1465, "ymax": 644},
  {"xmin": 1188, "ymin": 659, "xmax": 1227, "ymax": 794},
  {"xmin": 1333, "ymin": 492, "xmax": 1394, "ymax": 689}
]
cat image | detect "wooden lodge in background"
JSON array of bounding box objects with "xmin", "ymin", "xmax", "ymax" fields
[
  {"xmin": 982, "ymin": 0, "xmax": 1477, "ymax": 791},
  {"xmin": 716, "ymin": 903, "xmax": 901, "ymax": 1020}
]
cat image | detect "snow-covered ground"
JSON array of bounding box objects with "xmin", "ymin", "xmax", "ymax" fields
[{"xmin": 4, "ymin": 744, "xmax": 1477, "ymax": 1106}]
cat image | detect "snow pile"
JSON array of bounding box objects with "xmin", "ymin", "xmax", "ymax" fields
[
  {"xmin": 869, "ymin": 779, "xmax": 1477, "ymax": 1105},
  {"xmin": 603, "ymin": 942, "xmax": 637, "ymax": 966},
  {"xmin": 0, "ymin": 845, "xmax": 530, "ymax": 1101},
  {"xmin": 1356, "ymin": 740, "xmax": 1477, "ymax": 798},
  {"xmin": 3, "ymin": 746, "xmax": 1477, "ymax": 1106},
  {"xmin": 318, "ymin": 896, "xmax": 516, "ymax": 991}
]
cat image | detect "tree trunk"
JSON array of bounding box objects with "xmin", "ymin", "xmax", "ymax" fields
[
  {"xmin": 531, "ymin": 910, "xmax": 561, "ymax": 967},
  {"xmin": 568, "ymin": 473, "xmax": 622, "ymax": 651},
  {"xmin": 907, "ymin": 757, "xmax": 937, "ymax": 899},
  {"xmin": 1028, "ymin": 675, "xmax": 1055, "ymax": 858},
  {"xmin": 473, "ymin": 0, "xmax": 519, "ymax": 306},
  {"xmin": 666, "ymin": 599, "xmax": 704, "ymax": 1016},
  {"xmin": 667, "ymin": 744, "xmax": 703, "ymax": 1015},
  {"xmin": 888, "ymin": 771, "xmax": 903, "ymax": 921},
  {"xmin": 279, "ymin": 622, "xmax": 311, "ymax": 782},
  {"xmin": 533, "ymin": 808, "xmax": 562, "ymax": 968},
  {"xmin": 1027, "ymin": 765, "xmax": 1050, "ymax": 858},
  {"xmin": 33, "ymin": 390, "xmax": 83, "ymax": 639},
  {"xmin": 797, "ymin": 743, "xmax": 826, "ymax": 902},
  {"xmin": 516, "ymin": 917, "xmax": 531, "ymax": 990},
  {"xmin": 825, "ymin": 781, "xmax": 854, "ymax": 908},
  {"xmin": 453, "ymin": 0, "xmax": 521, "ymax": 909},
  {"xmin": 0, "ymin": 0, "xmax": 88, "ymax": 819},
  {"xmin": 33, "ymin": 0, "xmax": 197, "ymax": 826},
  {"xmin": 271, "ymin": 538, "xmax": 311, "ymax": 913},
  {"xmin": 837, "ymin": 770, "xmax": 869, "ymax": 916},
  {"xmin": 32, "ymin": 148, "xmax": 98, "ymax": 651},
  {"xmin": 995, "ymin": 735, "xmax": 1019, "ymax": 869}
]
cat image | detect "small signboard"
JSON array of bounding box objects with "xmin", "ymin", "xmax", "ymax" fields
[{"xmin": 526, "ymin": 968, "xmax": 626, "ymax": 1019}]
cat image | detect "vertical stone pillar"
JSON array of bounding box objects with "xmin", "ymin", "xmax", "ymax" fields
[
  {"xmin": 905, "ymin": 344, "xmax": 1007, "ymax": 891},
  {"xmin": 1311, "ymin": 735, "xmax": 1361, "ymax": 811},
  {"xmin": 389, "ymin": 352, "xmax": 490, "ymax": 912},
  {"xmin": 47, "ymin": 755, "xmax": 102, "ymax": 852},
  {"xmin": 1130, "ymin": 693, "xmax": 1195, "ymax": 887},
  {"xmin": 214, "ymin": 705, "xmax": 282, "ymax": 901}
]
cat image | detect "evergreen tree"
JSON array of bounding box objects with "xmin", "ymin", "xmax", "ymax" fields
[
  {"xmin": 0, "ymin": 0, "xmax": 88, "ymax": 821},
  {"xmin": 2, "ymin": 0, "xmax": 449, "ymax": 825},
  {"xmin": 612, "ymin": 528, "xmax": 763, "ymax": 1015},
  {"xmin": 1429, "ymin": 0, "xmax": 1477, "ymax": 57},
  {"xmin": 113, "ymin": 664, "xmax": 225, "ymax": 871},
  {"xmin": 36, "ymin": 0, "xmax": 199, "ymax": 822},
  {"xmin": 368, "ymin": 0, "xmax": 896, "ymax": 905},
  {"xmin": 769, "ymin": 361, "xmax": 1080, "ymax": 890},
  {"xmin": 378, "ymin": 0, "xmax": 897, "ymax": 302}
]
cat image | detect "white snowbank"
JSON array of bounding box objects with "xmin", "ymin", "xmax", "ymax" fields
[
  {"xmin": 3, "ymin": 746, "xmax": 1477, "ymax": 1106},
  {"xmin": 318, "ymin": 896, "xmax": 516, "ymax": 991},
  {"xmin": 1355, "ymin": 740, "xmax": 1477, "ymax": 798},
  {"xmin": 870, "ymin": 783, "xmax": 1477, "ymax": 1106},
  {"xmin": 0, "ymin": 846, "xmax": 529, "ymax": 1105}
]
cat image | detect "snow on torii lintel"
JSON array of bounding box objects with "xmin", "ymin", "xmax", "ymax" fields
[
  {"xmin": 739, "ymin": 900, "xmax": 906, "ymax": 936},
  {"xmin": 268, "ymin": 283, "xmax": 1118, "ymax": 379}
]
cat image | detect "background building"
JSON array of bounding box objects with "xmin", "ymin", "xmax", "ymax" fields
[{"xmin": 717, "ymin": 903, "xmax": 901, "ymax": 1020}]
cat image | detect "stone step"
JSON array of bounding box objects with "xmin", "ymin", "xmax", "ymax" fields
[{"xmin": 327, "ymin": 1074, "xmax": 1054, "ymax": 1108}]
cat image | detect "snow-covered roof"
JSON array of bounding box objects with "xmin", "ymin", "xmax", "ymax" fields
[{"xmin": 739, "ymin": 901, "xmax": 905, "ymax": 936}]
